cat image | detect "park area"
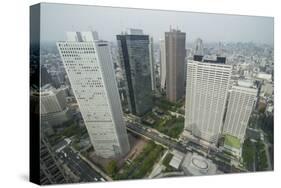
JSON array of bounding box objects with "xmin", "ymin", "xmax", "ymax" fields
[
  {"xmin": 154, "ymin": 117, "xmax": 184, "ymax": 138},
  {"xmin": 242, "ymin": 138, "xmax": 268, "ymax": 171},
  {"xmin": 143, "ymin": 110, "xmax": 185, "ymax": 139},
  {"xmin": 114, "ymin": 141, "xmax": 165, "ymax": 180}
]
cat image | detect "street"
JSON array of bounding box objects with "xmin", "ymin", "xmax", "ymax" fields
[
  {"xmin": 126, "ymin": 122, "xmax": 242, "ymax": 173},
  {"xmin": 58, "ymin": 147, "xmax": 105, "ymax": 183}
]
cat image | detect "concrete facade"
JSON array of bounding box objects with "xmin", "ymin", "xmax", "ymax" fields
[
  {"xmin": 223, "ymin": 86, "xmax": 257, "ymax": 140},
  {"xmin": 184, "ymin": 60, "xmax": 232, "ymax": 143},
  {"xmin": 160, "ymin": 39, "xmax": 166, "ymax": 91},
  {"xmin": 165, "ymin": 28, "xmax": 186, "ymax": 102},
  {"xmin": 57, "ymin": 32, "xmax": 130, "ymax": 158}
]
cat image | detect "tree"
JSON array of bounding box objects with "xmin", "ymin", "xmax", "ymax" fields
[
  {"xmin": 106, "ymin": 160, "xmax": 118, "ymax": 176},
  {"xmin": 242, "ymin": 138, "xmax": 255, "ymax": 170}
]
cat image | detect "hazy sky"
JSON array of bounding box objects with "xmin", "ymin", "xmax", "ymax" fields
[{"xmin": 40, "ymin": 3, "xmax": 274, "ymax": 44}]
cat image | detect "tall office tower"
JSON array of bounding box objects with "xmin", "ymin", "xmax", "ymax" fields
[
  {"xmin": 160, "ymin": 39, "xmax": 166, "ymax": 91},
  {"xmin": 223, "ymin": 85, "xmax": 257, "ymax": 140},
  {"xmin": 40, "ymin": 136, "xmax": 67, "ymax": 185},
  {"xmin": 165, "ymin": 28, "xmax": 186, "ymax": 102},
  {"xmin": 193, "ymin": 38, "xmax": 204, "ymax": 56},
  {"xmin": 40, "ymin": 84, "xmax": 71, "ymax": 127},
  {"xmin": 149, "ymin": 37, "xmax": 156, "ymax": 91},
  {"xmin": 57, "ymin": 31, "xmax": 130, "ymax": 158},
  {"xmin": 184, "ymin": 60, "xmax": 232, "ymax": 143},
  {"xmin": 117, "ymin": 30, "xmax": 153, "ymax": 116}
]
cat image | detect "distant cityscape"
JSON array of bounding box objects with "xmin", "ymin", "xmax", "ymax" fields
[{"xmin": 31, "ymin": 19, "xmax": 273, "ymax": 184}]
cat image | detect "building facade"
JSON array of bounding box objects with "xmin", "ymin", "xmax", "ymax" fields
[
  {"xmin": 193, "ymin": 38, "xmax": 204, "ymax": 56},
  {"xmin": 165, "ymin": 28, "xmax": 186, "ymax": 102},
  {"xmin": 223, "ymin": 86, "xmax": 257, "ymax": 140},
  {"xmin": 149, "ymin": 37, "xmax": 156, "ymax": 91},
  {"xmin": 160, "ymin": 39, "xmax": 166, "ymax": 91},
  {"xmin": 40, "ymin": 84, "xmax": 71, "ymax": 127},
  {"xmin": 57, "ymin": 32, "xmax": 130, "ymax": 158},
  {"xmin": 40, "ymin": 84, "xmax": 67, "ymax": 114},
  {"xmin": 184, "ymin": 60, "xmax": 232, "ymax": 143},
  {"xmin": 117, "ymin": 31, "xmax": 153, "ymax": 116}
]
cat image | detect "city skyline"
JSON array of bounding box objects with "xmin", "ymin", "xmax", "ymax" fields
[
  {"xmin": 30, "ymin": 3, "xmax": 274, "ymax": 185},
  {"xmin": 40, "ymin": 3, "xmax": 274, "ymax": 44}
]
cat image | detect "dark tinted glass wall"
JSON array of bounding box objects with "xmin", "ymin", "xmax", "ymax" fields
[{"xmin": 117, "ymin": 35, "xmax": 153, "ymax": 116}]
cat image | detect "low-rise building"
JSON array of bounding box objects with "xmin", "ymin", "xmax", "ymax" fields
[
  {"xmin": 181, "ymin": 153, "xmax": 217, "ymax": 176},
  {"xmin": 169, "ymin": 151, "xmax": 185, "ymax": 170}
]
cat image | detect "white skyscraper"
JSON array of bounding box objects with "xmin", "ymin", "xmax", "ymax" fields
[
  {"xmin": 184, "ymin": 60, "xmax": 232, "ymax": 143},
  {"xmin": 57, "ymin": 32, "xmax": 130, "ymax": 158},
  {"xmin": 160, "ymin": 39, "xmax": 166, "ymax": 91},
  {"xmin": 223, "ymin": 85, "xmax": 257, "ymax": 140}
]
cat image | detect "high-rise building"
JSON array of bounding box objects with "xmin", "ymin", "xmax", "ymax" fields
[
  {"xmin": 165, "ymin": 28, "xmax": 186, "ymax": 102},
  {"xmin": 184, "ymin": 60, "xmax": 232, "ymax": 143},
  {"xmin": 40, "ymin": 84, "xmax": 71, "ymax": 127},
  {"xmin": 117, "ymin": 30, "xmax": 153, "ymax": 116},
  {"xmin": 160, "ymin": 39, "xmax": 166, "ymax": 91},
  {"xmin": 193, "ymin": 38, "xmax": 204, "ymax": 56},
  {"xmin": 149, "ymin": 37, "xmax": 156, "ymax": 91},
  {"xmin": 223, "ymin": 85, "xmax": 257, "ymax": 140},
  {"xmin": 57, "ymin": 31, "xmax": 130, "ymax": 158}
]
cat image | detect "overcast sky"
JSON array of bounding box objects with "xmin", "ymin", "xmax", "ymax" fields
[{"xmin": 40, "ymin": 3, "xmax": 274, "ymax": 44}]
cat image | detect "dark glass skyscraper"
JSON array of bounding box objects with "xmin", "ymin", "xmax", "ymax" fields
[{"xmin": 117, "ymin": 32, "xmax": 153, "ymax": 116}]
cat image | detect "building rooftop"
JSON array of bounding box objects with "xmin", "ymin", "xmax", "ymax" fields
[
  {"xmin": 255, "ymin": 72, "xmax": 272, "ymax": 81},
  {"xmin": 237, "ymin": 80, "xmax": 254, "ymax": 88},
  {"xmin": 224, "ymin": 135, "xmax": 241, "ymax": 149},
  {"xmin": 169, "ymin": 151, "xmax": 185, "ymax": 169},
  {"xmin": 126, "ymin": 28, "xmax": 143, "ymax": 35},
  {"xmin": 181, "ymin": 153, "xmax": 217, "ymax": 176}
]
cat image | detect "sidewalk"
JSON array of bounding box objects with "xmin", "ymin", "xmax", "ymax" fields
[{"xmin": 148, "ymin": 150, "xmax": 169, "ymax": 178}]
